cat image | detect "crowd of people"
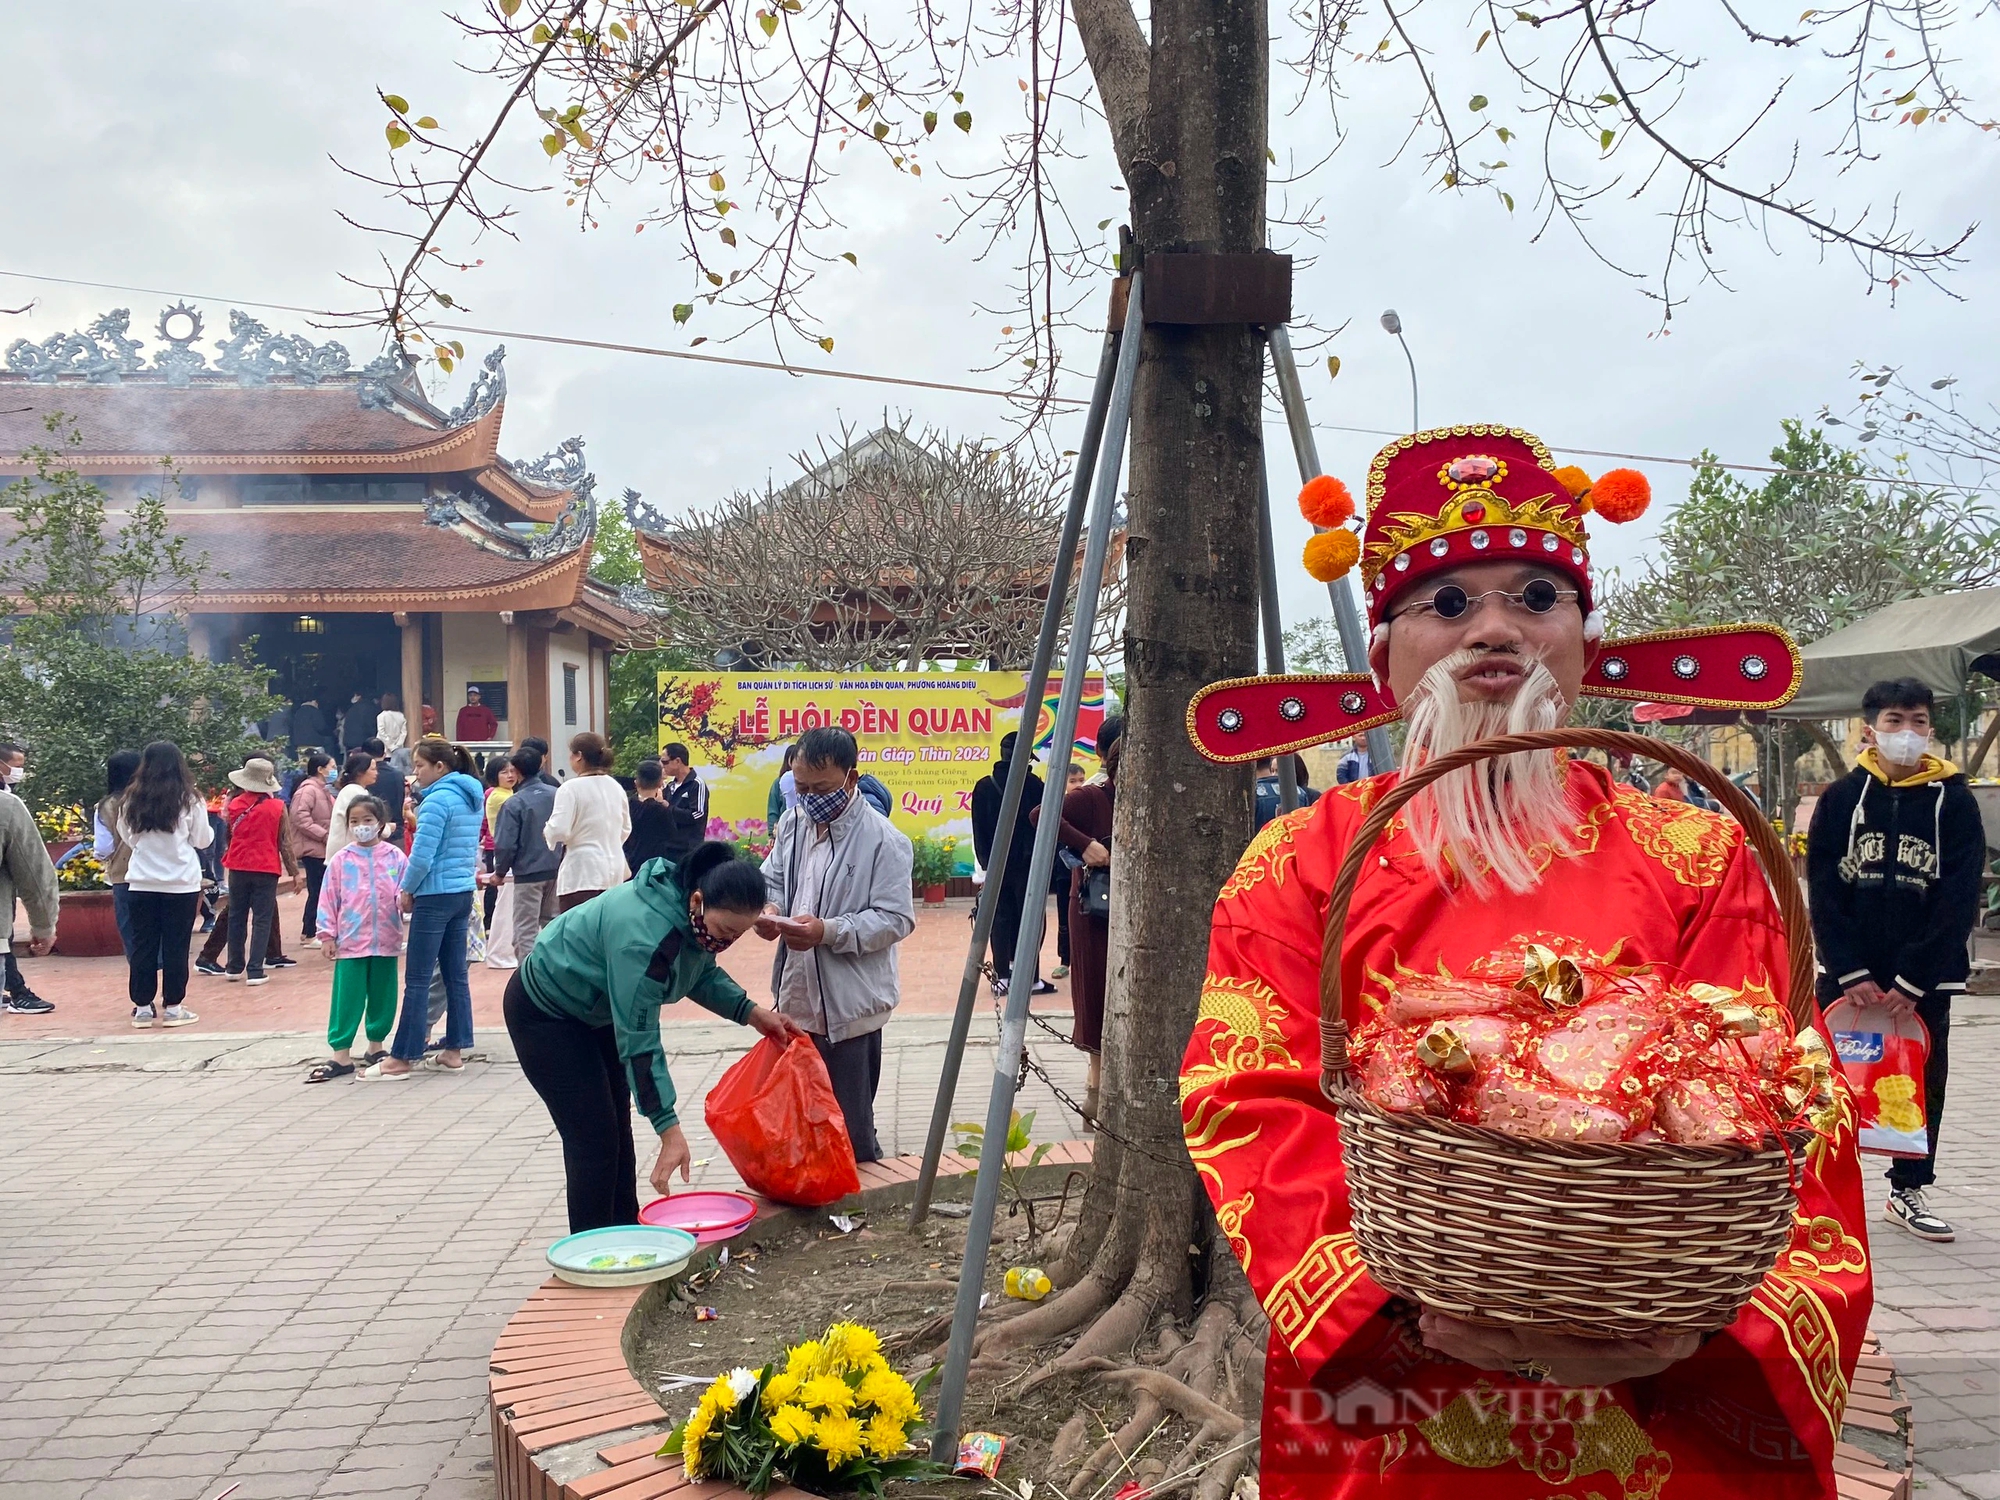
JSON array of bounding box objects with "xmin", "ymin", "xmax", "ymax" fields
[{"xmin": 4, "ymin": 651, "xmax": 1982, "ymax": 1278}]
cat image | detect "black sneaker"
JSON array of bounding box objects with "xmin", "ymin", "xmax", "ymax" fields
[
  {"xmin": 3, "ymin": 994, "xmax": 56, "ymax": 1015},
  {"xmin": 267, "ymin": 955, "xmax": 298, "ymax": 969},
  {"xmin": 194, "ymin": 960, "xmax": 226, "ymax": 977},
  {"xmin": 1885, "ymin": 1187, "xmax": 1954, "ymax": 1242}
]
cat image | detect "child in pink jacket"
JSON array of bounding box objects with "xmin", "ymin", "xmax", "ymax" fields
[{"xmin": 306, "ymin": 797, "xmax": 408, "ymax": 1083}]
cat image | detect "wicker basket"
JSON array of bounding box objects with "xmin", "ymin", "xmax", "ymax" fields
[{"xmin": 1318, "ymin": 727, "xmax": 1815, "ymax": 1340}]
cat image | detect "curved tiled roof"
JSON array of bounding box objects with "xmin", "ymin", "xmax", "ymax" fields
[
  {"xmin": 0, "ymin": 508, "xmax": 590, "ymax": 612},
  {"xmin": 0, "ymin": 382, "xmax": 503, "ymax": 475}
]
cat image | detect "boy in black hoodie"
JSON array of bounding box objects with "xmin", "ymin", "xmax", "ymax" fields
[{"xmin": 1807, "ymin": 677, "xmax": 1986, "ymax": 1242}]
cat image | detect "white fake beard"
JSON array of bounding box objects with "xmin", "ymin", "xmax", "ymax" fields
[{"xmin": 1400, "ymin": 648, "xmax": 1575, "ymax": 895}]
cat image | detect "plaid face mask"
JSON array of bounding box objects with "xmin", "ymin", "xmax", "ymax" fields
[{"xmin": 801, "ymin": 786, "xmax": 851, "ymax": 826}]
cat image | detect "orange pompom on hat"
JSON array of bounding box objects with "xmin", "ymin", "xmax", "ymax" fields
[
  {"xmin": 1351, "ymin": 424, "xmax": 1648, "ymax": 627},
  {"xmin": 1297, "ymin": 474, "xmax": 1356, "ymax": 528}
]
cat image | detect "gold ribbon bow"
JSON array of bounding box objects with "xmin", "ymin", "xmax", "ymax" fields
[{"xmin": 1516, "ymin": 944, "xmax": 1584, "ymax": 1010}]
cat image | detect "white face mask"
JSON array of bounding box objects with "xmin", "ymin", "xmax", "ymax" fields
[
  {"xmin": 4, "ymin": 765, "xmax": 22, "ymax": 786},
  {"xmin": 1875, "ymin": 728, "xmax": 1930, "ymax": 765},
  {"xmin": 352, "ymin": 825, "xmax": 382, "ymax": 845}
]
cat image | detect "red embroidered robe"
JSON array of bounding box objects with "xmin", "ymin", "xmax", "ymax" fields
[{"xmin": 1182, "ymin": 761, "xmax": 1871, "ymax": 1499}]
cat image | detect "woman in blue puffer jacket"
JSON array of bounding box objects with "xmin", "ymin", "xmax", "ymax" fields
[{"xmin": 365, "ymin": 739, "xmax": 486, "ymax": 1079}]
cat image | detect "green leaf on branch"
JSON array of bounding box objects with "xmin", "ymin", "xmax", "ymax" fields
[
  {"xmin": 819, "ymin": 336, "xmax": 835, "ymax": 353},
  {"xmin": 415, "ymin": 115, "xmax": 439, "ymax": 129},
  {"xmin": 705, "ymin": 271, "xmax": 723, "ymax": 286},
  {"xmin": 1496, "ymin": 126, "xmax": 1513, "ymax": 143},
  {"xmin": 672, "ymin": 303, "xmax": 693, "ymax": 324},
  {"xmin": 923, "ymin": 110, "xmax": 937, "ymax": 133},
  {"xmin": 609, "ymin": 20, "xmax": 627, "ymax": 39},
  {"xmin": 953, "ymin": 109, "xmax": 972, "ymax": 131},
  {"xmin": 758, "ymin": 11, "xmax": 778, "ymax": 35},
  {"xmin": 841, "ymin": 251, "xmax": 857, "ymax": 264},
  {"xmin": 1327, "ymin": 355, "xmax": 1341, "ymax": 379},
  {"xmin": 1468, "ymin": 94, "xmax": 1488, "ymax": 110},
  {"xmin": 857, "ymin": 91, "xmax": 874, "ymax": 110},
  {"xmin": 531, "ymin": 22, "xmax": 554, "ymax": 42},
  {"xmin": 872, "ymin": 120, "xmax": 889, "ymax": 140},
  {"xmin": 542, "ymin": 133, "xmax": 564, "ymax": 157},
  {"xmin": 1599, "ymin": 128, "xmax": 1615, "ymax": 150},
  {"xmin": 720, "ymin": 227, "xmax": 736, "ymax": 246},
  {"xmin": 499, "ymin": 0, "xmax": 521, "ymax": 13},
  {"xmin": 1476, "ymin": 28, "xmax": 1490, "ymax": 50},
  {"xmin": 383, "ymin": 93, "xmax": 409, "ymax": 113},
  {"xmin": 386, "ymin": 124, "xmax": 411, "ymax": 149},
  {"xmin": 436, "ymin": 293, "xmax": 455, "ymax": 309}
]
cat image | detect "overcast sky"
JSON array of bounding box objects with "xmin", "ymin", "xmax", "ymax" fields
[{"xmin": 4, "ymin": 3, "xmax": 1997, "ymax": 639}]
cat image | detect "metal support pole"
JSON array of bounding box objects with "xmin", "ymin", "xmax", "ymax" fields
[
  {"xmin": 1256, "ymin": 455, "xmax": 1299, "ymax": 815},
  {"xmin": 929, "ymin": 270, "xmax": 1145, "ymax": 1461},
  {"xmin": 908, "ymin": 326, "xmax": 1124, "ymax": 1228},
  {"xmin": 1264, "ymin": 323, "xmax": 1395, "ymax": 773}
]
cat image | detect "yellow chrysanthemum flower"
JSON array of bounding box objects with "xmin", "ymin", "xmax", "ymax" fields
[
  {"xmin": 865, "ymin": 1412, "xmax": 908, "ymax": 1459},
  {"xmin": 761, "ymin": 1371, "xmax": 802, "ymax": 1410},
  {"xmin": 800, "ymin": 1373, "xmax": 853, "ymax": 1412},
  {"xmin": 703, "ymin": 1375, "xmax": 737, "ymax": 1411},
  {"xmin": 769, "ymin": 1402, "xmax": 818, "ymax": 1448},
  {"xmin": 854, "ymin": 1366, "xmax": 911, "ymax": 1412},
  {"xmin": 825, "ymin": 1321, "xmax": 883, "ymax": 1369},
  {"xmin": 816, "ymin": 1410, "xmax": 866, "ymax": 1467},
  {"xmin": 785, "ymin": 1340, "xmax": 825, "ymax": 1380},
  {"xmin": 681, "ymin": 1408, "xmax": 713, "ymax": 1475}
]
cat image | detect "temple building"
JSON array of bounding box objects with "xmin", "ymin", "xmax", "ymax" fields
[{"xmin": 0, "ymin": 305, "xmax": 643, "ymax": 747}]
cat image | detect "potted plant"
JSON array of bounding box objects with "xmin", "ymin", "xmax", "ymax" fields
[
  {"xmin": 54, "ymin": 847, "xmax": 123, "ymax": 958},
  {"xmin": 910, "ymin": 836, "xmax": 954, "ymax": 906},
  {"xmin": 35, "ymin": 803, "xmax": 88, "ymax": 866}
]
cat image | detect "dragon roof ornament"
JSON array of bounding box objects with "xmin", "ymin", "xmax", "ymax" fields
[{"xmin": 3, "ymin": 306, "xmax": 455, "ymax": 411}]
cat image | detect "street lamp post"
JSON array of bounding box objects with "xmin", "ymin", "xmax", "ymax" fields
[{"xmin": 1381, "ymin": 309, "xmax": 1419, "ymax": 433}]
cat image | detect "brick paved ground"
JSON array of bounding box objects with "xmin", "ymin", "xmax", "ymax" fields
[
  {"xmin": 4, "ymin": 928, "xmax": 1995, "ymax": 1496},
  {"xmin": 7, "ymin": 894, "xmax": 1068, "ymax": 1041},
  {"xmin": 0, "ymin": 1015, "xmax": 1088, "ymax": 1500}
]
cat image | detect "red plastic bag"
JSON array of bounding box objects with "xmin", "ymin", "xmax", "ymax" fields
[
  {"xmin": 704, "ymin": 1035, "xmax": 861, "ymax": 1206},
  {"xmin": 1824, "ymin": 996, "xmax": 1931, "ymax": 1159}
]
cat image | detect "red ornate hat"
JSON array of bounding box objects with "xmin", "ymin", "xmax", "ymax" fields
[
  {"xmin": 1296, "ymin": 423, "xmax": 1655, "ymax": 628},
  {"xmin": 1187, "ymin": 421, "xmax": 1801, "ymax": 764}
]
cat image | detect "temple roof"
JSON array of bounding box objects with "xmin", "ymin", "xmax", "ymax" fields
[
  {"xmin": 0, "ymin": 507, "xmax": 593, "ymax": 615},
  {"xmin": 0, "ymin": 383, "xmax": 505, "ymax": 475}
]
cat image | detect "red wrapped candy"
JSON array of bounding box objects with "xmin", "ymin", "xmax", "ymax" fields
[{"xmin": 1348, "ymin": 940, "xmax": 1834, "ymax": 1148}]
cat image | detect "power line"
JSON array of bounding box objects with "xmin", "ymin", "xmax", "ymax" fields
[
  {"xmin": 1, "ymin": 264, "xmax": 1985, "ymax": 494},
  {"xmin": 0, "ymin": 266, "xmax": 1073, "ymax": 406}
]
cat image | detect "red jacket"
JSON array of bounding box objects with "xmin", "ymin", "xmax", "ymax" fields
[{"xmin": 222, "ymin": 791, "xmax": 287, "ymax": 874}]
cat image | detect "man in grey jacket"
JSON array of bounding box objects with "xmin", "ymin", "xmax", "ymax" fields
[
  {"xmin": 0, "ymin": 774, "xmax": 60, "ymax": 1015},
  {"xmin": 757, "ymin": 726, "xmax": 915, "ymax": 1162},
  {"xmin": 494, "ymin": 746, "xmax": 563, "ymax": 959}
]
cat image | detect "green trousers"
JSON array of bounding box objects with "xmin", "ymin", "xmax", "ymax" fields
[{"xmin": 328, "ymin": 955, "xmax": 400, "ymax": 1051}]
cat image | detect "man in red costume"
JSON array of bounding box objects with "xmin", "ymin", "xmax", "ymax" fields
[{"xmin": 1181, "ymin": 426, "xmax": 1870, "ymax": 1499}]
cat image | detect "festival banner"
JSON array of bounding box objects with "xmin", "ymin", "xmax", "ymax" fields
[{"xmin": 657, "ymin": 670, "xmax": 1106, "ymax": 870}]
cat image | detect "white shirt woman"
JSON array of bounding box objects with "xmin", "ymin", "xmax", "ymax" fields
[{"xmin": 543, "ymin": 735, "xmax": 631, "ymax": 902}]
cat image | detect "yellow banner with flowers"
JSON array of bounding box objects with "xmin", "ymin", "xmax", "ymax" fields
[{"xmin": 657, "ymin": 670, "xmax": 1105, "ymax": 870}]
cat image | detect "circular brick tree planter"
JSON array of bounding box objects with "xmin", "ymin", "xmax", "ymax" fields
[{"xmin": 488, "ymin": 1140, "xmax": 1094, "ymax": 1500}]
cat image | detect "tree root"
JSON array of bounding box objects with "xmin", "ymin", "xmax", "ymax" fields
[
  {"xmin": 973, "ymin": 1270, "xmax": 1115, "ymax": 1356},
  {"xmin": 1074, "ymin": 1360, "xmax": 1246, "ymax": 1434},
  {"xmin": 1069, "ymin": 1397, "xmax": 1162, "ymax": 1494},
  {"xmin": 1049, "ymin": 1410, "xmax": 1090, "ymax": 1474}
]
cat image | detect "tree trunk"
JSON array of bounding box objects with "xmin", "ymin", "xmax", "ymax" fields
[{"xmin": 1054, "ymin": 0, "xmax": 1267, "ymax": 1360}]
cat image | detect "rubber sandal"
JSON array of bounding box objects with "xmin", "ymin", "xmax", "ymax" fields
[
  {"xmin": 422, "ymin": 1053, "xmax": 466, "ymax": 1073},
  {"xmin": 361, "ymin": 1050, "xmax": 388, "ymax": 1067},
  {"xmin": 1030, "ymin": 980, "xmax": 1058, "ymax": 995},
  {"xmin": 305, "ymin": 1060, "xmax": 356, "ymax": 1084},
  {"xmin": 360, "ymin": 1061, "xmax": 411, "ymax": 1081}
]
